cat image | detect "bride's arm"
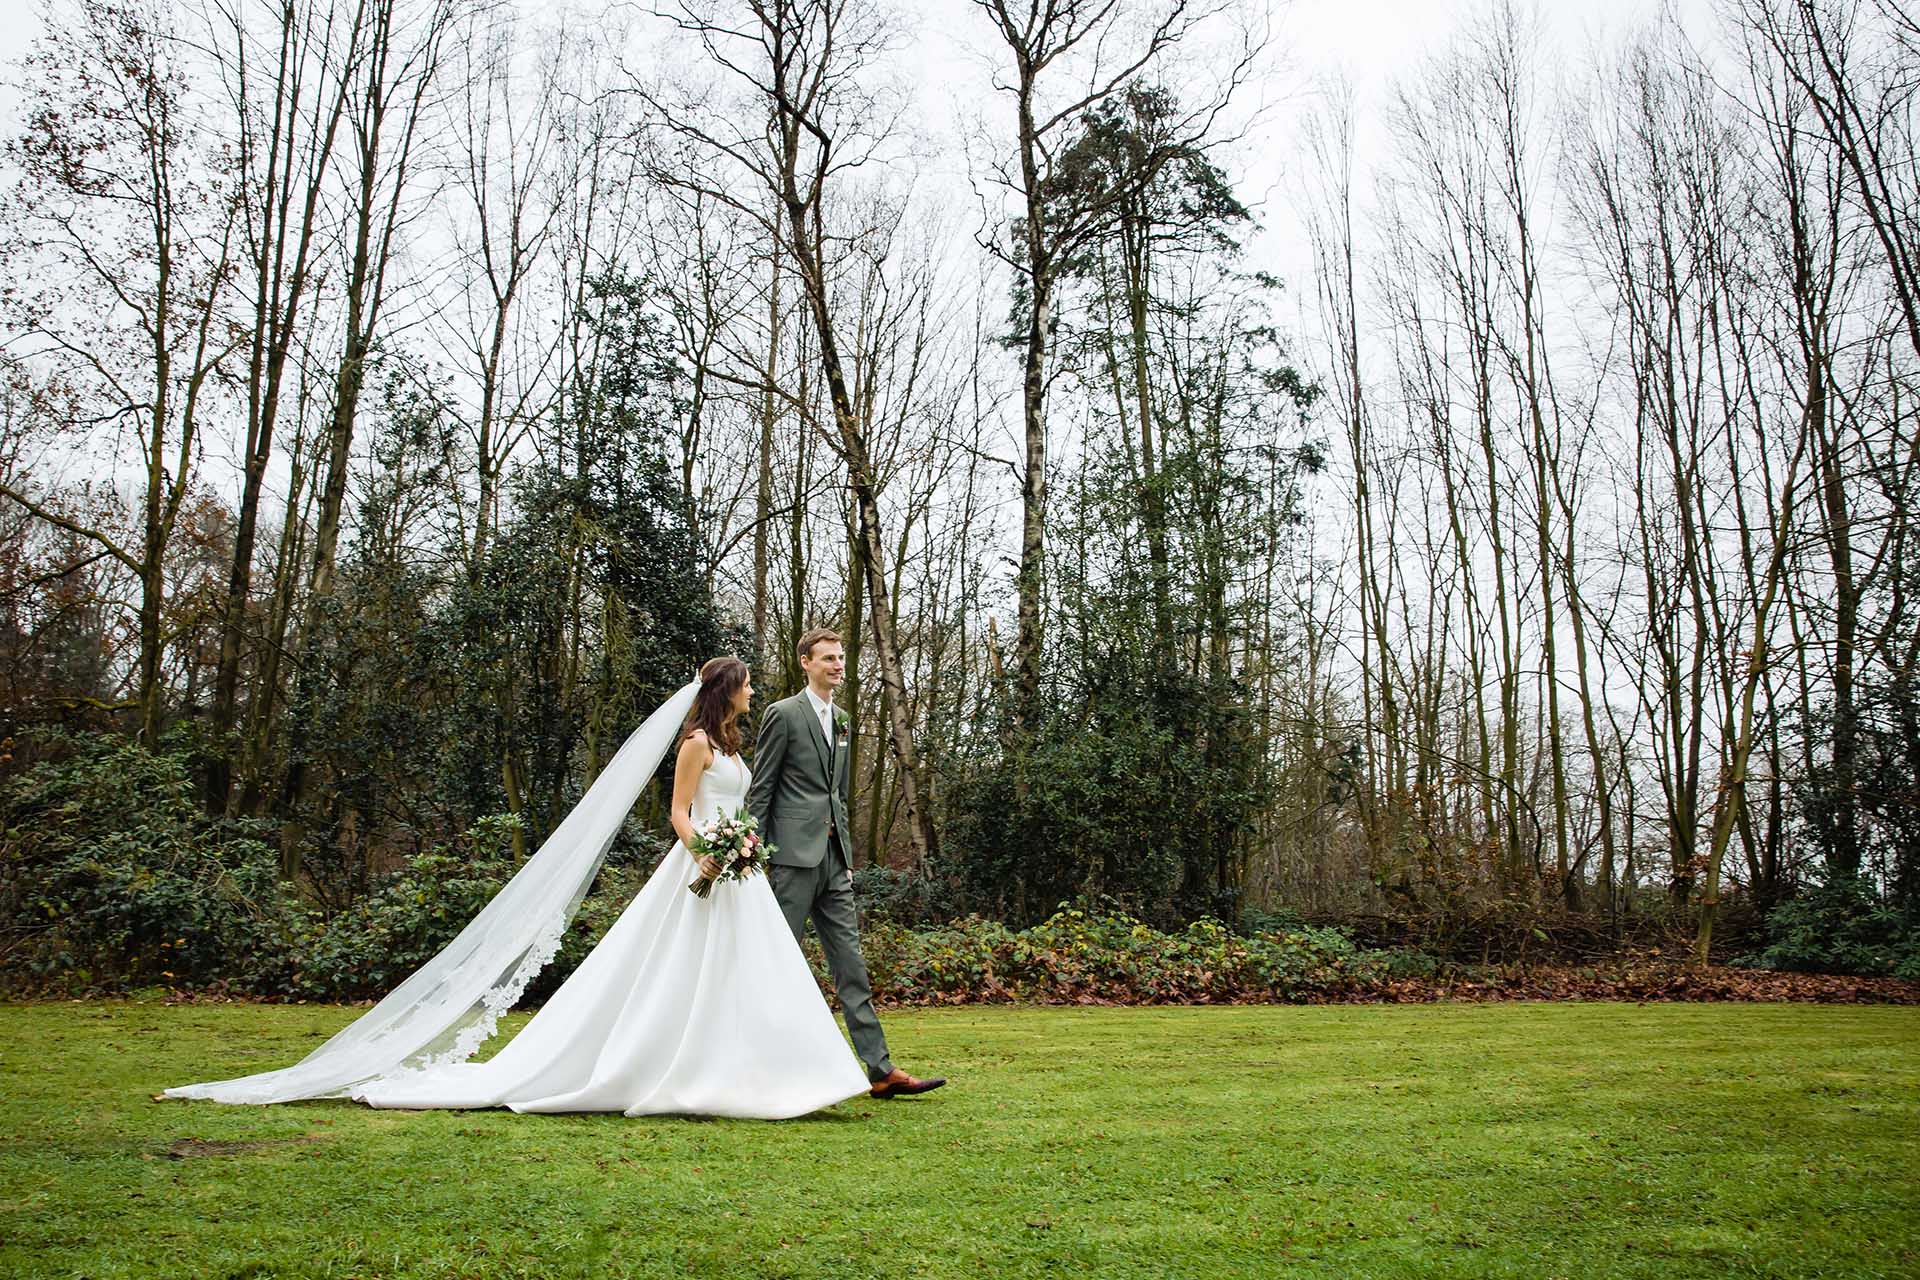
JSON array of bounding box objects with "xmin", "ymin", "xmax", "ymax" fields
[{"xmin": 670, "ymin": 732, "xmax": 713, "ymax": 856}]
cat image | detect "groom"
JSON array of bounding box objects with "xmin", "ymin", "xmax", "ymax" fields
[{"xmin": 745, "ymin": 627, "xmax": 945, "ymax": 1099}]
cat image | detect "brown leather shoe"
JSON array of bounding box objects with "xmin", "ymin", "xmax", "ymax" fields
[{"xmin": 869, "ymin": 1068, "xmax": 946, "ymax": 1099}]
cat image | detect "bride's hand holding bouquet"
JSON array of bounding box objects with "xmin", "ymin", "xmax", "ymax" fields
[{"xmin": 687, "ymin": 807, "xmax": 773, "ymax": 898}]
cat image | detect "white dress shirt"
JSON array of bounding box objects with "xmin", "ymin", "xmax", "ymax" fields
[{"xmin": 804, "ymin": 685, "xmax": 835, "ymax": 748}]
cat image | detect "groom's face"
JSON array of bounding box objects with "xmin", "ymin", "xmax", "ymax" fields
[{"xmin": 803, "ymin": 640, "xmax": 845, "ymax": 692}]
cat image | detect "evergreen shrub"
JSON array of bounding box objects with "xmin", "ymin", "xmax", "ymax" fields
[
  {"xmin": 0, "ymin": 730, "xmax": 299, "ymax": 991},
  {"xmin": 858, "ymin": 902, "xmax": 1388, "ymax": 1004},
  {"xmin": 1735, "ymin": 875, "xmax": 1920, "ymax": 980}
]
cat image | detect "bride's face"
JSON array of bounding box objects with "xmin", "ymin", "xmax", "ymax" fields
[{"xmin": 731, "ymin": 676, "xmax": 753, "ymax": 717}]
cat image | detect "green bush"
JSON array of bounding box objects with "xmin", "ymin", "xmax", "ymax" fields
[
  {"xmin": 1240, "ymin": 904, "xmax": 1308, "ymax": 935},
  {"xmin": 0, "ymin": 730, "xmax": 302, "ymax": 991},
  {"xmin": 283, "ymin": 849, "xmax": 510, "ymax": 1000},
  {"xmin": 0, "ymin": 730, "xmax": 654, "ymax": 1001},
  {"xmin": 851, "ymin": 864, "xmax": 954, "ymax": 927},
  {"xmin": 1735, "ymin": 875, "xmax": 1920, "ymax": 979},
  {"xmin": 1, "ymin": 738, "xmax": 1440, "ymax": 1007},
  {"xmin": 940, "ymin": 681, "xmax": 1261, "ymax": 930},
  {"xmin": 858, "ymin": 902, "xmax": 1392, "ymax": 1004},
  {"xmin": 1372, "ymin": 946, "xmax": 1445, "ymax": 980}
]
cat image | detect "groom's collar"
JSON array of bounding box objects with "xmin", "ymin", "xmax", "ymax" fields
[{"xmin": 803, "ymin": 685, "xmax": 835, "ymax": 715}]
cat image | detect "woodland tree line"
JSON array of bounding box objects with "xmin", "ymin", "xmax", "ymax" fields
[{"xmin": 0, "ymin": 0, "xmax": 1914, "ymax": 981}]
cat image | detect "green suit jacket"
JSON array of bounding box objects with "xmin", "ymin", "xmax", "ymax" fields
[{"xmin": 745, "ymin": 691, "xmax": 851, "ymax": 869}]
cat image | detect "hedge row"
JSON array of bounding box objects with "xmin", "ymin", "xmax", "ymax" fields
[
  {"xmin": 847, "ymin": 909, "xmax": 1419, "ymax": 1005},
  {"xmin": 7, "ymin": 733, "xmax": 1918, "ymax": 1008}
]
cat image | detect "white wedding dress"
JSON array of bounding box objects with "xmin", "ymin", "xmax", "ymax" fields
[{"xmin": 347, "ymin": 750, "xmax": 870, "ymax": 1119}]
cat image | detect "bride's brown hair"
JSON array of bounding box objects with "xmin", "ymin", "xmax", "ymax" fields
[{"xmin": 684, "ymin": 656, "xmax": 750, "ymax": 756}]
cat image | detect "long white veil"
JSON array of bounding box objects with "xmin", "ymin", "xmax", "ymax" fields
[{"xmin": 162, "ymin": 677, "xmax": 703, "ymax": 1104}]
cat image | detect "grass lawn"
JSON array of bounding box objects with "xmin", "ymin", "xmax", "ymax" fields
[{"xmin": 2, "ymin": 999, "xmax": 1916, "ymax": 1279}]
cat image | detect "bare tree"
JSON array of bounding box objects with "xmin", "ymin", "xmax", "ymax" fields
[
  {"xmin": 645, "ymin": 0, "xmax": 941, "ymax": 864},
  {"xmin": 435, "ymin": 6, "xmax": 564, "ymax": 574},
  {"xmin": 0, "ymin": 0, "xmax": 240, "ymax": 746},
  {"xmin": 201, "ymin": 0, "xmax": 369, "ymax": 803},
  {"xmin": 269, "ymin": 0, "xmax": 462, "ymax": 863},
  {"xmin": 306, "ymin": 0, "xmax": 462, "ymax": 611},
  {"xmin": 967, "ymin": 0, "xmax": 1256, "ymax": 735},
  {"xmin": 1732, "ymin": 0, "xmax": 1920, "ymax": 360}
]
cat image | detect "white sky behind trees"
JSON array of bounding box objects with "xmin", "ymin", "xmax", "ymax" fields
[
  {"xmin": 0, "ymin": 0, "xmax": 1705, "ymax": 295},
  {"xmin": 0, "ymin": 0, "xmax": 1714, "ymax": 544}
]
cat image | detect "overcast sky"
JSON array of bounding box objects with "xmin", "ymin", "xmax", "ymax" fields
[
  {"xmin": 0, "ymin": 0, "xmax": 1702, "ymax": 72},
  {"xmin": 0, "ymin": 0, "xmax": 1706, "ymax": 178},
  {"xmin": 0, "ymin": 0, "xmax": 1709, "ymax": 345}
]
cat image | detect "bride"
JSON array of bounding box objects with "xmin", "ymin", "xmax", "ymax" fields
[{"xmin": 162, "ymin": 656, "xmax": 871, "ymax": 1120}]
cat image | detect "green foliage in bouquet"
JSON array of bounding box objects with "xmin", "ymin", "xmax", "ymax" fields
[{"xmin": 685, "ymin": 806, "xmax": 771, "ymax": 898}]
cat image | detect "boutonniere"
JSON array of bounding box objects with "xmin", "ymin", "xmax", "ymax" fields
[{"xmin": 834, "ymin": 717, "xmax": 851, "ymax": 744}]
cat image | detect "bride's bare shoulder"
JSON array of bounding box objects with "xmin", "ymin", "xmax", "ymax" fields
[{"xmin": 679, "ymin": 729, "xmax": 715, "ymax": 763}]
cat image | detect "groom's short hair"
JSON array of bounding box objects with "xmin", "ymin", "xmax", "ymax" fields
[{"xmin": 797, "ymin": 627, "xmax": 842, "ymax": 661}]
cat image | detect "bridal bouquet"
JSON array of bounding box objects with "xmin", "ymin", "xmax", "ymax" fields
[{"xmin": 687, "ymin": 807, "xmax": 774, "ymax": 898}]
